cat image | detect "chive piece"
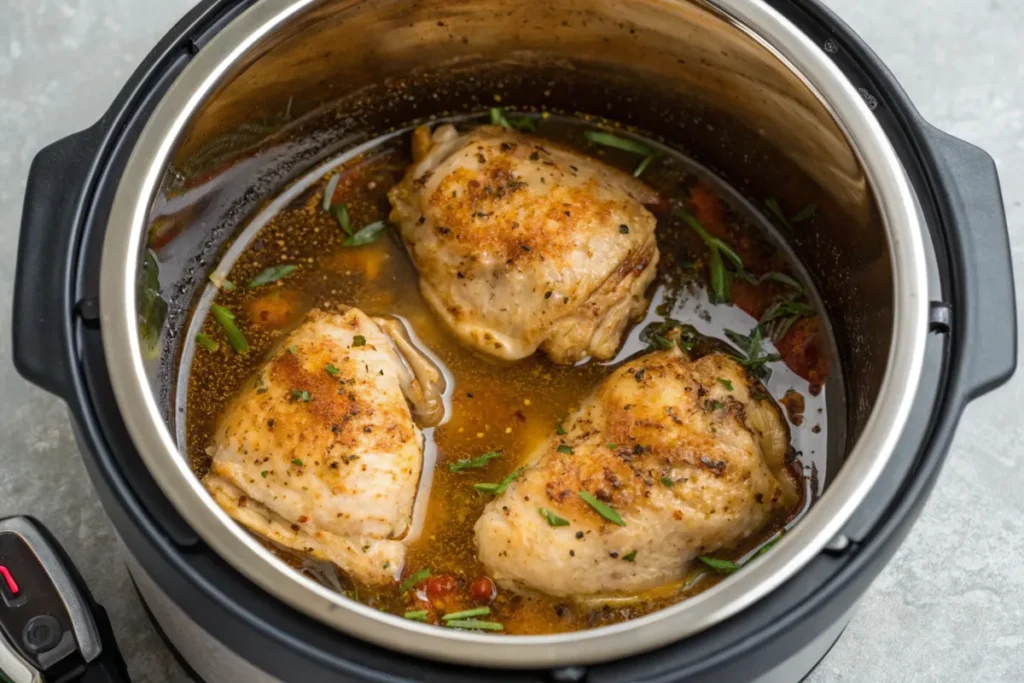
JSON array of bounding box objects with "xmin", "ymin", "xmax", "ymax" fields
[
  {"xmin": 718, "ymin": 378, "xmax": 734, "ymax": 391},
  {"xmin": 248, "ymin": 264, "xmax": 297, "ymax": 288},
  {"xmin": 623, "ymin": 550, "xmax": 637, "ymax": 562},
  {"xmin": 449, "ymin": 450, "xmax": 502, "ymax": 472},
  {"xmin": 474, "ymin": 468, "xmax": 523, "ymax": 495},
  {"xmin": 195, "ymin": 333, "xmax": 220, "ymax": 352},
  {"xmin": 759, "ymin": 271, "xmax": 803, "ymax": 293},
  {"xmin": 584, "ymin": 130, "xmax": 653, "ymax": 156},
  {"xmin": 352, "ymin": 335, "xmax": 367, "ymax": 347},
  {"xmin": 332, "ymin": 203, "xmax": 353, "ymax": 236},
  {"xmin": 555, "ymin": 421, "xmax": 567, "ymax": 436},
  {"xmin": 790, "ymin": 203, "xmax": 818, "ymax": 222},
  {"xmin": 210, "ymin": 304, "xmax": 249, "ymax": 353},
  {"xmin": 634, "ymin": 155, "xmax": 655, "ymax": 177},
  {"xmin": 343, "ymin": 221, "xmax": 386, "ymax": 247},
  {"xmin": 326, "ymin": 364, "xmax": 340, "ymax": 376},
  {"xmin": 291, "ymin": 458, "xmax": 304, "ymax": 467},
  {"xmin": 222, "ymin": 280, "xmax": 236, "ymax": 291},
  {"xmin": 539, "ymin": 508, "xmax": 570, "ymax": 527},
  {"xmin": 490, "ymin": 107, "xmax": 512, "ymax": 128},
  {"xmin": 404, "ymin": 610, "xmax": 429, "ymax": 622},
  {"xmin": 323, "ymin": 174, "xmax": 341, "ymax": 212},
  {"xmin": 399, "ymin": 568, "xmax": 431, "ymax": 593},
  {"xmin": 261, "ymin": 470, "xmax": 269, "ymax": 478},
  {"xmin": 757, "ymin": 532, "xmax": 784, "ymax": 556},
  {"xmin": 441, "ymin": 607, "xmax": 491, "ymax": 621},
  {"xmin": 698, "ymin": 556, "xmax": 741, "ymax": 573},
  {"xmin": 661, "ymin": 476, "xmax": 674, "ymax": 487},
  {"xmin": 556, "ymin": 444, "xmax": 574, "ymax": 455},
  {"xmin": 290, "ymin": 390, "xmax": 311, "ymax": 402},
  {"xmin": 578, "ymin": 491, "xmax": 626, "ymax": 526},
  {"xmin": 445, "ymin": 619, "xmax": 504, "ymax": 631},
  {"xmin": 765, "ymin": 197, "xmax": 792, "ymax": 231}
]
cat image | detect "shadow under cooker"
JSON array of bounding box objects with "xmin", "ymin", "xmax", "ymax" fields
[{"xmin": 10, "ymin": 0, "xmax": 1015, "ymax": 681}]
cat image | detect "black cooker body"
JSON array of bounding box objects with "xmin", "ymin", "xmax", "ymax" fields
[{"xmin": 12, "ymin": 1, "xmax": 1016, "ymax": 682}]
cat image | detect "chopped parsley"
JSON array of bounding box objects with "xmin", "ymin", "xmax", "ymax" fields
[
  {"xmin": 718, "ymin": 378, "xmax": 734, "ymax": 391},
  {"xmin": 556, "ymin": 445, "xmax": 574, "ymax": 455},
  {"xmin": 623, "ymin": 550, "xmax": 637, "ymax": 562},
  {"xmin": 661, "ymin": 476, "xmax": 674, "ymax": 487},
  {"xmin": 290, "ymin": 389, "xmax": 312, "ymax": 402},
  {"xmin": 352, "ymin": 335, "xmax": 367, "ymax": 347},
  {"xmin": 325, "ymin": 364, "xmax": 340, "ymax": 376},
  {"xmin": 290, "ymin": 458, "xmax": 304, "ymax": 467}
]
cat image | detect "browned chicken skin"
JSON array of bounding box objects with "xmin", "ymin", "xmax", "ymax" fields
[
  {"xmin": 204, "ymin": 308, "xmax": 445, "ymax": 585},
  {"xmin": 475, "ymin": 349, "xmax": 798, "ymax": 597},
  {"xmin": 389, "ymin": 124, "xmax": 661, "ymax": 364}
]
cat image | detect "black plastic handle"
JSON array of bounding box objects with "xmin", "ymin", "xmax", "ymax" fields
[
  {"xmin": 920, "ymin": 124, "xmax": 1018, "ymax": 399},
  {"xmin": 13, "ymin": 124, "xmax": 104, "ymax": 402}
]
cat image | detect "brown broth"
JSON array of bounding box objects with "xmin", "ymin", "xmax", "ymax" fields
[{"xmin": 182, "ymin": 114, "xmax": 833, "ymax": 634}]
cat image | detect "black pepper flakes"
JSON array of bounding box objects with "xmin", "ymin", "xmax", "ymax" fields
[{"xmin": 619, "ymin": 224, "xmax": 630, "ymax": 234}]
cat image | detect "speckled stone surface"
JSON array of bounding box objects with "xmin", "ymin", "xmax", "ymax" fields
[{"xmin": 0, "ymin": 2, "xmax": 1021, "ymax": 681}]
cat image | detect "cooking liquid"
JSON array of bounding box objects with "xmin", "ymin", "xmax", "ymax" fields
[{"xmin": 181, "ymin": 115, "xmax": 835, "ymax": 634}]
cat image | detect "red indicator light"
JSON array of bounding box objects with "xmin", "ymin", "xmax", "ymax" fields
[{"xmin": 0, "ymin": 565, "xmax": 18, "ymax": 595}]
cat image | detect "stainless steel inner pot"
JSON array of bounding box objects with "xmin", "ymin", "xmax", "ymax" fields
[{"xmin": 98, "ymin": 0, "xmax": 928, "ymax": 668}]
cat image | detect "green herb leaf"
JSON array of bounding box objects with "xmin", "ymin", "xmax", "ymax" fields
[
  {"xmin": 698, "ymin": 556, "xmax": 741, "ymax": 573},
  {"xmin": 633, "ymin": 155, "xmax": 655, "ymax": 177},
  {"xmin": 343, "ymin": 221, "xmax": 386, "ymax": 247},
  {"xmin": 325, "ymin": 364, "xmax": 340, "ymax": 376},
  {"xmin": 195, "ymin": 333, "xmax": 220, "ymax": 353},
  {"xmin": 442, "ymin": 607, "xmax": 491, "ymax": 621},
  {"xmin": 248, "ymin": 264, "xmax": 297, "ymax": 288},
  {"xmin": 678, "ymin": 209, "xmax": 745, "ymax": 305},
  {"xmin": 445, "ymin": 619, "xmax": 504, "ymax": 631},
  {"xmin": 756, "ymin": 531, "xmax": 784, "ymax": 556},
  {"xmin": 765, "ymin": 197, "xmax": 792, "ymax": 231},
  {"xmin": 449, "ymin": 450, "xmax": 502, "ymax": 472},
  {"xmin": 759, "ymin": 271, "xmax": 803, "ymax": 292},
  {"xmin": 718, "ymin": 378, "xmax": 734, "ymax": 391},
  {"xmin": 555, "ymin": 421, "xmax": 567, "ymax": 436},
  {"xmin": 622, "ymin": 550, "xmax": 637, "ymax": 562},
  {"xmin": 661, "ymin": 476, "xmax": 674, "ymax": 487},
  {"xmin": 490, "ymin": 107, "xmax": 513, "ymax": 128},
  {"xmin": 209, "ymin": 272, "xmax": 236, "ymax": 291},
  {"xmin": 556, "ymin": 445, "xmax": 574, "ymax": 455},
  {"xmin": 584, "ymin": 130, "xmax": 653, "ymax": 156},
  {"xmin": 607, "ymin": 443, "xmax": 617, "ymax": 450},
  {"xmin": 399, "ymin": 568, "xmax": 432, "ymax": 593},
  {"xmin": 578, "ymin": 491, "xmax": 626, "ymax": 526},
  {"xmin": 210, "ymin": 304, "xmax": 249, "ymax": 353},
  {"xmin": 790, "ymin": 203, "xmax": 818, "ymax": 222},
  {"xmin": 490, "ymin": 108, "xmax": 536, "ymax": 131},
  {"xmin": 539, "ymin": 508, "xmax": 570, "ymax": 527},
  {"xmin": 261, "ymin": 470, "xmax": 269, "ymax": 478},
  {"xmin": 323, "ymin": 174, "xmax": 341, "ymax": 212},
  {"xmin": 291, "ymin": 458, "xmax": 304, "ymax": 467},
  {"xmin": 474, "ymin": 467, "xmax": 523, "ymax": 495},
  {"xmin": 352, "ymin": 335, "xmax": 367, "ymax": 347},
  {"xmin": 290, "ymin": 389, "xmax": 312, "ymax": 402},
  {"xmin": 403, "ymin": 610, "xmax": 429, "ymax": 621},
  {"xmin": 288, "ymin": 345, "xmax": 298, "ymax": 355},
  {"xmin": 332, "ymin": 203, "xmax": 353, "ymax": 236}
]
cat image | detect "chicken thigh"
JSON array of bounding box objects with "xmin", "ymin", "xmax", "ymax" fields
[
  {"xmin": 388, "ymin": 124, "xmax": 661, "ymax": 364},
  {"xmin": 474, "ymin": 349, "xmax": 798, "ymax": 597},
  {"xmin": 203, "ymin": 308, "xmax": 445, "ymax": 585}
]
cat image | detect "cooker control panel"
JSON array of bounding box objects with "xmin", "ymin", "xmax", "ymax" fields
[{"xmin": 0, "ymin": 517, "xmax": 125, "ymax": 683}]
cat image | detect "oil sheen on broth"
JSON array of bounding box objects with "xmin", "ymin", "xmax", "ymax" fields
[{"xmin": 184, "ymin": 114, "xmax": 831, "ymax": 635}]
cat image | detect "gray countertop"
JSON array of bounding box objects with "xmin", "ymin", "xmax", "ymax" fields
[{"xmin": 1, "ymin": 1, "xmax": 1021, "ymax": 681}]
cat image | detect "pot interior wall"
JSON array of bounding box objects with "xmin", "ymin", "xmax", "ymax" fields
[{"xmin": 146, "ymin": 0, "xmax": 893, "ymax": 483}]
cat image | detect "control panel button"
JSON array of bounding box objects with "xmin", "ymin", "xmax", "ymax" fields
[{"xmin": 21, "ymin": 615, "xmax": 62, "ymax": 654}]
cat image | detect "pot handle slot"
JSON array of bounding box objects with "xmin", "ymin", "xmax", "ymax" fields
[
  {"xmin": 13, "ymin": 125, "xmax": 103, "ymax": 402},
  {"xmin": 921, "ymin": 124, "xmax": 1017, "ymax": 399}
]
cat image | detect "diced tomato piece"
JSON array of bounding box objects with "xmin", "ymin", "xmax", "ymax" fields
[
  {"xmin": 425, "ymin": 575, "xmax": 460, "ymax": 603},
  {"xmin": 470, "ymin": 576, "xmax": 497, "ymax": 604},
  {"xmin": 776, "ymin": 317, "xmax": 830, "ymax": 383}
]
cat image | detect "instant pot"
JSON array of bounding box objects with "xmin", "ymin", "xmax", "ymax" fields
[{"xmin": 10, "ymin": 0, "xmax": 1017, "ymax": 681}]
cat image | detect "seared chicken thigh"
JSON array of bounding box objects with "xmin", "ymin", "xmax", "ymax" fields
[
  {"xmin": 203, "ymin": 308, "xmax": 444, "ymax": 585},
  {"xmin": 389, "ymin": 124, "xmax": 660, "ymax": 364},
  {"xmin": 475, "ymin": 350, "xmax": 797, "ymax": 597}
]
